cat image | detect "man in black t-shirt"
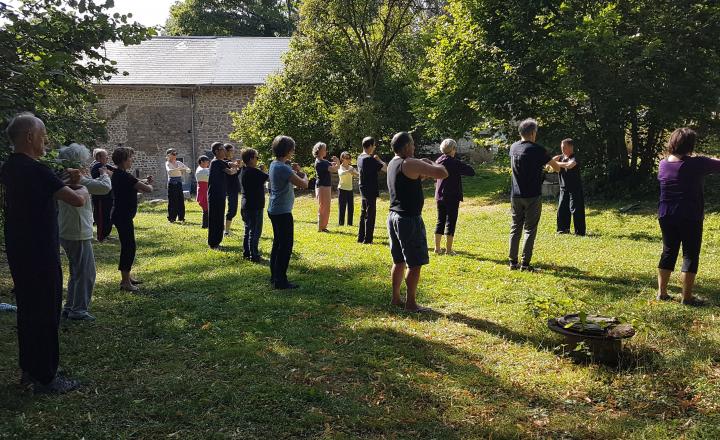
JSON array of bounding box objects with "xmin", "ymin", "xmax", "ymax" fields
[
  {"xmin": 554, "ymin": 139, "xmax": 586, "ymax": 235},
  {"xmin": 0, "ymin": 113, "xmax": 89, "ymax": 394},
  {"xmin": 356, "ymin": 137, "xmax": 387, "ymax": 244},
  {"xmin": 508, "ymin": 119, "xmax": 560, "ymax": 272},
  {"xmin": 208, "ymin": 142, "xmax": 238, "ymax": 249}
]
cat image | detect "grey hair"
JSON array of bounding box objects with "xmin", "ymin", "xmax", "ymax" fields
[
  {"xmin": 92, "ymin": 148, "xmax": 108, "ymax": 160},
  {"xmin": 518, "ymin": 118, "xmax": 538, "ymax": 137},
  {"xmin": 440, "ymin": 138, "xmax": 457, "ymax": 154},
  {"xmin": 59, "ymin": 143, "xmax": 91, "ymax": 166},
  {"xmin": 312, "ymin": 142, "xmax": 327, "ymax": 158}
]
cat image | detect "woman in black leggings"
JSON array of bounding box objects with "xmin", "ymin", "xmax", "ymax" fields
[
  {"xmin": 656, "ymin": 128, "xmax": 720, "ymax": 305},
  {"xmin": 111, "ymin": 147, "xmax": 154, "ymax": 292}
]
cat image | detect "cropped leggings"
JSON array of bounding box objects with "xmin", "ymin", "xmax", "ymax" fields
[{"xmin": 658, "ymin": 216, "xmax": 703, "ymax": 274}]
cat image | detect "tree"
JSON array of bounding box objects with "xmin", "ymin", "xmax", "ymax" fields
[
  {"xmin": 231, "ymin": 0, "xmax": 434, "ymax": 160},
  {"xmin": 0, "ymin": 0, "xmax": 151, "ymax": 153},
  {"xmin": 165, "ymin": 0, "xmax": 298, "ymax": 37},
  {"xmin": 416, "ymin": 0, "xmax": 720, "ymax": 187}
]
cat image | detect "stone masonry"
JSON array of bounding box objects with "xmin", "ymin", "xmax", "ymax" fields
[{"xmin": 94, "ymin": 85, "xmax": 255, "ymax": 196}]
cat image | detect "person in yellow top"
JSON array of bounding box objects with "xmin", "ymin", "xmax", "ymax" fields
[{"xmin": 337, "ymin": 151, "xmax": 359, "ymax": 226}]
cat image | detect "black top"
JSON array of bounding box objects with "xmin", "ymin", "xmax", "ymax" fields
[
  {"xmin": 208, "ymin": 159, "xmax": 229, "ymax": 199},
  {"xmin": 558, "ymin": 155, "xmax": 582, "ymax": 191},
  {"xmin": 90, "ymin": 162, "xmax": 114, "ymax": 200},
  {"xmin": 387, "ymin": 156, "xmax": 424, "ymax": 217},
  {"xmin": 111, "ymin": 169, "xmax": 139, "ymax": 221},
  {"xmin": 315, "ymin": 159, "xmax": 332, "ymax": 187},
  {"xmin": 358, "ymin": 153, "xmax": 383, "ymax": 199},
  {"xmin": 509, "ymin": 140, "xmax": 552, "ymax": 198},
  {"xmin": 240, "ymin": 166, "xmax": 269, "ymax": 210},
  {"xmin": 225, "ymin": 160, "xmax": 241, "ymax": 194},
  {"xmin": 435, "ymin": 154, "xmax": 476, "ymax": 203},
  {"xmin": 0, "ymin": 153, "xmax": 65, "ymax": 264}
]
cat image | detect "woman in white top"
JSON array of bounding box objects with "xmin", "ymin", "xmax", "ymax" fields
[
  {"xmin": 337, "ymin": 151, "xmax": 359, "ymax": 226},
  {"xmin": 165, "ymin": 148, "xmax": 191, "ymax": 223},
  {"xmin": 57, "ymin": 144, "xmax": 112, "ymax": 321}
]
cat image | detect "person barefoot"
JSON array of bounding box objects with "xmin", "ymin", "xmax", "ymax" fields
[{"xmin": 386, "ymin": 132, "xmax": 448, "ymax": 312}]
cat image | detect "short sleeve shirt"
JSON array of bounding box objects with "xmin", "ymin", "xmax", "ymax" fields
[
  {"xmin": 208, "ymin": 159, "xmax": 229, "ymax": 199},
  {"xmin": 358, "ymin": 153, "xmax": 382, "ymax": 198},
  {"xmin": 240, "ymin": 166, "xmax": 269, "ymax": 210},
  {"xmin": 111, "ymin": 168, "xmax": 139, "ymax": 221},
  {"xmin": 509, "ymin": 140, "xmax": 552, "ymax": 198},
  {"xmin": 658, "ymin": 156, "xmax": 720, "ymax": 220},
  {"xmin": 0, "ymin": 153, "xmax": 65, "ymax": 263},
  {"xmin": 268, "ymin": 161, "xmax": 295, "ymax": 215},
  {"xmin": 315, "ymin": 159, "xmax": 332, "ymax": 187}
]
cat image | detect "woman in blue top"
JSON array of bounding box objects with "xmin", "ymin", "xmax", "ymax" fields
[
  {"xmin": 656, "ymin": 128, "xmax": 720, "ymax": 305},
  {"xmin": 268, "ymin": 136, "xmax": 309, "ymax": 289}
]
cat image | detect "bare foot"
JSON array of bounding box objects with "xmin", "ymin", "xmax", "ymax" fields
[
  {"xmin": 656, "ymin": 292, "xmax": 671, "ymax": 301},
  {"xmin": 391, "ymin": 300, "xmax": 405, "ymax": 307}
]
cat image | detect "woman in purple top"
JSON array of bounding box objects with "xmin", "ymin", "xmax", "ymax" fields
[
  {"xmin": 656, "ymin": 127, "xmax": 720, "ymax": 305},
  {"xmin": 434, "ymin": 139, "xmax": 476, "ymax": 255}
]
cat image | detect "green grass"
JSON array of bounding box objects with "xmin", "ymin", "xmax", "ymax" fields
[{"xmin": 2, "ymin": 165, "xmax": 720, "ymax": 439}]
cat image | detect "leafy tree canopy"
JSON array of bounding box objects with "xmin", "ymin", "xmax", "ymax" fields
[{"xmin": 165, "ymin": 0, "xmax": 298, "ymax": 37}]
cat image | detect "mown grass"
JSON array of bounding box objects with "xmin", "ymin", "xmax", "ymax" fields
[{"xmin": 2, "ymin": 165, "xmax": 720, "ymax": 439}]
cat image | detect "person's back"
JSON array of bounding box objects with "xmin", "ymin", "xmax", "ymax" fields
[
  {"xmin": 208, "ymin": 158, "xmax": 228, "ymax": 200},
  {"xmin": 658, "ymin": 156, "xmax": 720, "ymax": 220},
  {"xmin": 387, "ymin": 156, "xmax": 424, "ymax": 217},
  {"xmin": 358, "ymin": 153, "xmax": 381, "ymax": 198},
  {"xmin": 509, "ymin": 140, "xmax": 551, "ymax": 198},
  {"xmin": 268, "ymin": 160, "xmax": 294, "ymax": 215},
  {"xmin": 111, "ymin": 168, "xmax": 139, "ymax": 221},
  {"xmin": 241, "ymin": 166, "xmax": 269, "ymax": 210}
]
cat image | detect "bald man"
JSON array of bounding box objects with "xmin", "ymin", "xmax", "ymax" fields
[{"xmin": 0, "ymin": 113, "xmax": 88, "ymax": 394}]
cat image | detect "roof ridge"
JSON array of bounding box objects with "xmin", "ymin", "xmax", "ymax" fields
[{"xmin": 151, "ymin": 36, "xmax": 291, "ymax": 40}]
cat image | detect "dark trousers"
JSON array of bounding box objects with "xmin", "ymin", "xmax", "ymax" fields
[
  {"xmin": 659, "ymin": 216, "xmax": 703, "ymax": 274},
  {"xmin": 226, "ymin": 192, "xmax": 239, "ymax": 221},
  {"xmin": 9, "ymin": 255, "xmax": 62, "ymax": 384},
  {"xmin": 92, "ymin": 195, "xmax": 113, "ymax": 241},
  {"xmin": 338, "ymin": 189, "xmax": 354, "ymax": 226},
  {"xmin": 357, "ymin": 196, "xmax": 377, "ymax": 243},
  {"xmin": 269, "ymin": 213, "xmax": 294, "ymax": 287},
  {"xmin": 201, "ymin": 210, "xmax": 209, "ymax": 229},
  {"xmin": 167, "ymin": 181, "xmax": 185, "ymax": 222},
  {"xmin": 435, "ymin": 200, "xmax": 460, "ymax": 236},
  {"xmin": 114, "ymin": 217, "xmax": 136, "ymax": 271},
  {"xmin": 208, "ymin": 196, "xmax": 226, "ymax": 248},
  {"xmin": 509, "ymin": 196, "xmax": 542, "ymax": 266},
  {"xmin": 242, "ymin": 208, "xmax": 264, "ymax": 258},
  {"xmin": 557, "ymin": 187, "xmax": 586, "ymax": 235}
]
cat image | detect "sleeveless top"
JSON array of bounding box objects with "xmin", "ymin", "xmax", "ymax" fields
[{"xmin": 387, "ymin": 156, "xmax": 424, "ymax": 217}]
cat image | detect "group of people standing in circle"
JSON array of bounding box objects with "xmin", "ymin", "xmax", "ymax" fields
[{"xmin": 2, "ymin": 110, "xmax": 719, "ymax": 394}]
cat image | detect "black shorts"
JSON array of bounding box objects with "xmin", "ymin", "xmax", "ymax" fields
[{"xmin": 387, "ymin": 212, "xmax": 429, "ymax": 268}]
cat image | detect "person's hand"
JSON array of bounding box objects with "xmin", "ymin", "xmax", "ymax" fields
[
  {"xmin": 66, "ymin": 168, "xmax": 82, "ymax": 185},
  {"xmin": 291, "ymin": 163, "xmax": 301, "ymax": 173},
  {"xmin": 553, "ymin": 154, "xmax": 562, "ymax": 161},
  {"xmin": 146, "ymin": 175, "xmax": 154, "ymax": 184},
  {"xmin": 103, "ymin": 166, "xmax": 113, "ymax": 177},
  {"xmin": 374, "ymin": 154, "xmax": 382, "ymax": 161},
  {"xmin": 331, "ymin": 156, "xmax": 339, "ymax": 163}
]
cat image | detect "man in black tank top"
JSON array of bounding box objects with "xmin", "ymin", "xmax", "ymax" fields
[{"xmin": 386, "ymin": 132, "xmax": 448, "ymax": 312}]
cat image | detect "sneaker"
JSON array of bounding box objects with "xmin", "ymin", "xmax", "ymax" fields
[
  {"xmin": 68, "ymin": 312, "xmax": 96, "ymax": 321},
  {"xmin": 1, "ymin": 303, "xmax": 18, "ymax": 313},
  {"xmin": 274, "ymin": 282, "xmax": 299, "ymax": 290},
  {"xmin": 509, "ymin": 262, "xmax": 520, "ymax": 271},
  {"xmin": 250, "ymin": 256, "xmax": 263, "ymax": 263},
  {"xmin": 520, "ymin": 265, "xmax": 537, "ymax": 273},
  {"xmin": 32, "ymin": 375, "xmax": 81, "ymax": 395},
  {"xmin": 556, "ymin": 230, "xmax": 570, "ymax": 235}
]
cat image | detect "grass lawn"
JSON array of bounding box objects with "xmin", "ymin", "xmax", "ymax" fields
[{"xmin": 2, "ymin": 165, "xmax": 720, "ymax": 439}]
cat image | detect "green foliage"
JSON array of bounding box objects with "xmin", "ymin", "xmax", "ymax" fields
[
  {"xmin": 231, "ymin": 0, "xmax": 433, "ymax": 164},
  {"xmin": 0, "ymin": 0, "xmax": 151, "ymax": 150},
  {"xmin": 165, "ymin": 0, "xmax": 298, "ymax": 37},
  {"xmin": 416, "ymin": 0, "xmax": 720, "ymax": 186}
]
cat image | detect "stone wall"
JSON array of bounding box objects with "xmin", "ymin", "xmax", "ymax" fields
[{"xmin": 94, "ymin": 85, "xmax": 255, "ymax": 196}]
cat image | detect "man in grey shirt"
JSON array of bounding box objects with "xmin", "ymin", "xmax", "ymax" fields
[{"xmin": 508, "ymin": 118, "xmax": 560, "ymax": 272}]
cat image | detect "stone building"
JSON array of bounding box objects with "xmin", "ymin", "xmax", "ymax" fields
[{"xmin": 94, "ymin": 36, "xmax": 290, "ymax": 195}]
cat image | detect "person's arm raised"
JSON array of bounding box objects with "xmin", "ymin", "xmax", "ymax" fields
[
  {"xmin": 403, "ymin": 157, "xmax": 449, "ymax": 180},
  {"xmin": 546, "ymin": 158, "xmax": 561, "ymax": 172},
  {"xmin": 289, "ymin": 164, "xmax": 309, "ymax": 189},
  {"xmin": 556, "ymin": 158, "xmax": 577, "ymax": 170},
  {"xmin": 374, "ymin": 155, "xmax": 388, "ymax": 173},
  {"xmin": 54, "ymin": 185, "xmax": 89, "ymax": 207},
  {"xmin": 328, "ymin": 156, "xmax": 341, "ymax": 173},
  {"xmin": 134, "ymin": 175, "xmax": 154, "ymax": 193}
]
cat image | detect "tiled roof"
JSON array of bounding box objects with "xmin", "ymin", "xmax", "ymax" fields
[{"xmin": 99, "ymin": 36, "xmax": 291, "ymax": 86}]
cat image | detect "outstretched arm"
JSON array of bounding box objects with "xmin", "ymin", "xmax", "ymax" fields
[{"xmin": 403, "ymin": 158, "xmax": 448, "ymax": 180}]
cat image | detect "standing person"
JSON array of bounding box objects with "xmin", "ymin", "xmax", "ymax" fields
[
  {"xmin": 111, "ymin": 147, "xmax": 154, "ymax": 291},
  {"xmin": 434, "ymin": 138, "xmax": 476, "ymax": 255},
  {"xmin": 554, "ymin": 139, "xmax": 586, "ymax": 236},
  {"xmin": 90, "ymin": 148, "xmax": 115, "ymax": 241},
  {"xmin": 0, "ymin": 113, "xmax": 88, "ymax": 393},
  {"xmin": 507, "ymin": 118, "xmax": 561, "ymax": 272},
  {"xmin": 224, "ymin": 143, "xmax": 242, "ymax": 236},
  {"xmin": 313, "ymin": 142, "xmax": 339, "ymax": 232},
  {"xmin": 240, "ymin": 148, "xmax": 269, "ymax": 262},
  {"xmin": 208, "ymin": 142, "xmax": 239, "ymax": 249},
  {"xmin": 386, "ymin": 132, "xmax": 448, "ymax": 312},
  {"xmin": 357, "ymin": 136, "xmax": 387, "ymax": 244},
  {"xmin": 267, "ymin": 136, "xmax": 309, "ymax": 289},
  {"xmin": 58, "ymin": 144, "xmax": 112, "ymax": 321},
  {"xmin": 656, "ymin": 128, "xmax": 720, "ymax": 305},
  {"xmin": 337, "ymin": 151, "xmax": 359, "ymax": 226},
  {"xmin": 195, "ymin": 156, "xmax": 210, "ymax": 229},
  {"xmin": 165, "ymin": 148, "xmax": 190, "ymax": 223}
]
